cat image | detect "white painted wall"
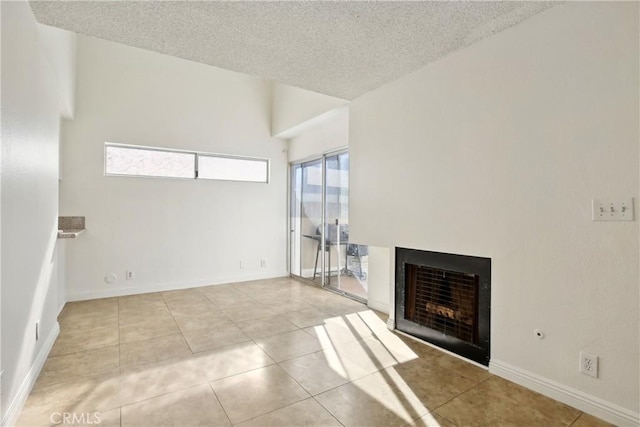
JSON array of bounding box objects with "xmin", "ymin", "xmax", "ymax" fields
[
  {"xmin": 60, "ymin": 35, "xmax": 288, "ymax": 301},
  {"xmin": 1, "ymin": 2, "xmax": 64, "ymax": 423},
  {"xmin": 287, "ymin": 106, "xmax": 349, "ymax": 163},
  {"xmin": 366, "ymin": 246, "xmax": 390, "ymax": 314},
  {"xmin": 37, "ymin": 24, "xmax": 76, "ymax": 119},
  {"xmin": 56, "ymin": 241, "xmax": 66, "ymax": 314},
  {"xmin": 272, "ymin": 82, "xmax": 348, "ymax": 138},
  {"xmin": 350, "ymin": 2, "xmax": 639, "ymax": 423}
]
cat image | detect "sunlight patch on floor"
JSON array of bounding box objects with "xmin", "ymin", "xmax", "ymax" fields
[
  {"xmin": 317, "ymin": 309, "xmax": 434, "ymax": 425},
  {"xmin": 313, "ymin": 325, "xmax": 349, "ymax": 379}
]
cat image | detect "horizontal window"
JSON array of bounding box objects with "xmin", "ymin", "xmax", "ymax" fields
[
  {"xmin": 104, "ymin": 143, "xmax": 269, "ymax": 183},
  {"xmin": 105, "ymin": 145, "xmax": 195, "ymax": 179},
  {"xmin": 198, "ymin": 155, "xmax": 268, "ymax": 183}
]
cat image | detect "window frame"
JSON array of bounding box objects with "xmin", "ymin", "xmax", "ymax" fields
[{"xmin": 104, "ymin": 142, "xmax": 270, "ymax": 184}]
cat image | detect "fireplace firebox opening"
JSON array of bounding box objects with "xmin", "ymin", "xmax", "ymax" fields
[{"xmin": 395, "ymin": 248, "xmax": 491, "ymax": 366}]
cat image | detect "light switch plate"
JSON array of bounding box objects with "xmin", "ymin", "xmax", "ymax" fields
[{"xmin": 592, "ymin": 198, "xmax": 634, "ymax": 221}]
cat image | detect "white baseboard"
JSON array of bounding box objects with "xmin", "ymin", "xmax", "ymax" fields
[
  {"xmin": 367, "ymin": 298, "xmax": 389, "ymax": 314},
  {"xmin": 386, "ymin": 316, "xmax": 395, "ymax": 330},
  {"xmin": 300, "ymin": 268, "xmax": 317, "ymax": 279},
  {"xmin": 2, "ymin": 322, "xmax": 60, "ymax": 427},
  {"xmin": 66, "ymin": 271, "xmax": 289, "ymax": 301},
  {"xmin": 57, "ymin": 301, "xmax": 65, "ymax": 317},
  {"xmin": 490, "ymin": 359, "xmax": 639, "ymax": 426}
]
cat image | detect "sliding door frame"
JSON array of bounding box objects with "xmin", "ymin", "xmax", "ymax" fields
[{"xmin": 288, "ymin": 147, "xmax": 366, "ymax": 303}]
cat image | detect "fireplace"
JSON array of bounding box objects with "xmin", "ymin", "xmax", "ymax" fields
[{"xmin": 395, "ymin": 248, "xmax": 491, "ymax": 366}]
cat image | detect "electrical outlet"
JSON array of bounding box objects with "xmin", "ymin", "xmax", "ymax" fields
[
  {"xmin": 579, "ymin": 351, "xmax": 598, "ymax": 378},
  {"xmin": 35, "ymin": 321, "xmax": 40, "ymax": 341},
  {"xmin": 240, "ymin": 260, "xmax": 245, "ymax": 269},
  {"xmin": 126, "ymin": 270, "xmax": 135, "ymax": 280},
  {"xmin": 260, "ymin": 259, "xmax": 266, "ymax": 268}
]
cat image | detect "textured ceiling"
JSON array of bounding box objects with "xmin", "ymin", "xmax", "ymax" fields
[{"xmin": 29, "ymin": 1, "xmax": 555, "ymax": 100}]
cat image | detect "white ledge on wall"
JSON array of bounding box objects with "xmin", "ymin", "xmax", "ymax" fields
[{"xmin": 57, "ymin": 216, "xmax": 86, "ymax": 238}]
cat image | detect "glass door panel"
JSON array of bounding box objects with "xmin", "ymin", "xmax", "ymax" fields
[
  {"xmin": 323, "ymin": 152, "xmax": 349, "ymax": 291},
  {"xmin": 292, "ymin": 159, "xmax": 324, "ymax": 284},
  {"xmin": 290, "ymin": 164, "xmax": 302, "ymax": 277}
]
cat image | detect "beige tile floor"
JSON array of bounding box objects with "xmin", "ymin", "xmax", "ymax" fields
[{"xmin": 18, "ymin": 277, "xmax": 612, "ymax": 427}]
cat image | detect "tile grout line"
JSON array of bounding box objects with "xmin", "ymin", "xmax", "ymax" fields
[
  {"xmin": 207, "ymin": 382, "xmax": 233, "ymax": 426},
  {"xmin": 117, "ymin": 297, "xmax": 122, "ymax": 377},
  {"xmin": 160, "ymin": 291, "xmax": 201, "ymax": 361},
  {"xmin": 115, "ymin": 293, "xmax": 122, "ymax": 426},
  {"xmin": 310, "ymin": 394, "xmax": 346, "ymax": 427},
  {"xmin": 230, "ymin": 362, "xmax": 337, "ymax": 427},
  {"xmin": 430, "ymin": 374, "xmax": 493, "ymax": 416},
  {"xmin": 568, "ymin": 412, "xmax": 588, "ymax": 426},
  {"xmin": 116, "ymin": 295, "xmax": 122, "ymax": 427}
]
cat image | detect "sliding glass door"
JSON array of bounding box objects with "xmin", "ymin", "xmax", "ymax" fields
[{"xmin": 290, "ymin": 150, "xmax": 368, "ymax": 300}]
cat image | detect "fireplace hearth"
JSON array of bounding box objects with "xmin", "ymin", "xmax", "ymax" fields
[{"xmin": 395, "ymin": 248, "xmax": 491, "ymax": 366}]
